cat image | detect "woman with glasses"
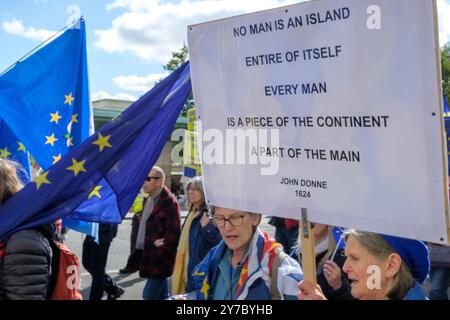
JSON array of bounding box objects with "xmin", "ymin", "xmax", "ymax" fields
[
  {"xmin": 187, "ymin": 207, "xmax": 302, "ymax": 300},
  {"xmin": 171, "ymin": 177, "xmax": 221, "ymax": 295}
]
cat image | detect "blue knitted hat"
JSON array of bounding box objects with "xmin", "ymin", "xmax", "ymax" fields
[{"xmin": 380, "ymin": 235, "xmax": 430, "ymax": 283}]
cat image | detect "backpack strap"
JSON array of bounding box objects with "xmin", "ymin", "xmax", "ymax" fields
[{"xmin": 270, "ymin": 251, "xmax": 288, "ymax": 300}]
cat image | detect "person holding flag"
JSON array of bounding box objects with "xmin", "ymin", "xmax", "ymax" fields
[
  {"xmin": 291, "ymin": 224, "xmax": 353, "ymax": 300},
  {"xmin": 0, "ymin": 159, "xmax": 58, "ymax": 300}
]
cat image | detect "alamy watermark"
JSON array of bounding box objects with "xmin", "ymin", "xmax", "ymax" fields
[{"xmin": 171, "ymin": 120, "xmax": 281, "ymax": 176}]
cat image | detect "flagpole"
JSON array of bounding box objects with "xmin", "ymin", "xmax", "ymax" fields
[{"xmin": 0, "ymin": 17, "xmax": 83, "ymax": 77}]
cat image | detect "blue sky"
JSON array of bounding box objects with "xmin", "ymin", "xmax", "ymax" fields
[{"xmin": 1, "ymin": 0, "xmax": 449, "ymax": 102}]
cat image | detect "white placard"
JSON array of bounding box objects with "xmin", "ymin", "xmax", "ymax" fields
[{"xmin": 188, "ymin": 0, "xmax": 449, "ymax": 244}]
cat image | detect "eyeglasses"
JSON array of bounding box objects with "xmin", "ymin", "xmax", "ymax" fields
[
  {"xmin": 212, "ymin": 215, "xmax": 246, "ymax": 228},
  {"xmin": 145, "ymin": 176, "xmax": 161, "ymax": 182}
]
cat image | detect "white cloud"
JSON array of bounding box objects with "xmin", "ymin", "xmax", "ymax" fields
[
  {"xmin": 95, "ymin": 0, "xmax": 296, "ymax": 63},
  {"xmin": 106, "ymin": 0, "xmax": 151, "ymax": 11},
  {"xmin": 92, "ymin": 90, "xmax": 137, "ymax": 101},
  {"xmin": 2, "ymin": 18, "xmax": 55, "ymax": 42},
  {"xmin": 438, "ymin": 0, "xmax": 450, "ymax": 46},
  {"xmin": 113, "ymin": 72, "xmax": 167, "ymax": 92}
]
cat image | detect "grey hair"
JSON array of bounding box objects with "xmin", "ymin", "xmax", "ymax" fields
[
  {"xmin": 346, "ymin": 229, "xmax": 414, "ymax": 300},
  {"xmin": 186, "ymin": 176, "xmax": 205, "ymax": 206},
  {"xmin": 186, "ymin": 176, "xmax": 204, "ymax": 194},
  {"xmin": 151, "ymin": 166, "xmax": 165, "ymax": 181}
]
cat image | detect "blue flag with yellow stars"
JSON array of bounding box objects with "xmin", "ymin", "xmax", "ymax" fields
[
  {"xmin": 0, "ymin": 18, "xmax": 90, "ymax": 171},
  {"xmin": 0, "ymin": 61, "xmax": 191, "ymax": 241},
  {"xmin": 0, "ymin": 117, "xmax": 31, "ymax": 182},
  {"xmin": 0, "ymin": 18, "xmax": 98, "ymax": 240}
]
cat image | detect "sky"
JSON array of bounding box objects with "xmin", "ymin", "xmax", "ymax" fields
[{"xmin": 0, "ymin": 0, "xmax": 449, "ymax": 102}]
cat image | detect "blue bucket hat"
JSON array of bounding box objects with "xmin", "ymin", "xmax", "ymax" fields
[{"xmin": 380, "ymin": 234, "xmax": 430, "ymax": 283}]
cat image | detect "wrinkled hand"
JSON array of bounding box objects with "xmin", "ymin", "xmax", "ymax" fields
[
  {"xmin": 199, "ymin": 211, "xmax": 210, "ymax": 227},
  {"xmin": 297, "ymin": 280, "xmax": 327, "ymax": 300},
  {"xmin": 323, "ymin": 260, "xmax": 342, "ymax": 290},
  {"xmin": 154, "ymin": 238, "xmax": 165, "ymax": 247}
]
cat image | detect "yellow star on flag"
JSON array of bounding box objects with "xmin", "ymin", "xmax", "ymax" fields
[
  {"xmin": 50, "ymin": 111, "xmax": 62, "ymax": 124},
  {"xmin": 70, "ymin": 114, "xmax": 79, "ymax": 124},
  {"xmin": 45, "ymin": 133, "xmax": 58, "ymax": 146},
  {"xmin": 200, "ymin": 278, "xmax": 210, "ymax": 299},
  {"xmin": 52, "ymin": 154, "xmax": 62, "ymax": 164},
  {"xmin": 66, "ymin": 158, "xmax": 87, "ymax": 177},
  {"xmin": 0, "ymin": 147, "xmax": 12, "ymax": 159},
  {"xmin": 17, "ymin": 142, "xmax": 26, "ymax": 153},
  {"xmin": 33, "ymin": 171, "xmax": 51, "ymax": 190},
  {"xmin": 88, "ymin": 185, "xmax": 103, "ymax": 199},
  {"xmin": 64, "ymin": 92, "xmax": 74, "ymax": 106},
  {"xmin": 92, "ymin": 133, "xmax": 112, "ymax": 152}
]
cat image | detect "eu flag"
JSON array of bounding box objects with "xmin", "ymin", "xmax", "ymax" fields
[
  {"xmin": 0, "ymin": 18, "xmax": 90, "ymax": 171},
  {"xmin": 0, "ymin": 62, "xmax": 191, "ymax": 241},
  {"xmin": 0, "ymin": 18, "xmax": 98, "ymax": 239}
]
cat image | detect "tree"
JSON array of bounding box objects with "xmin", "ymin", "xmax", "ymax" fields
[
  {"xmin": 164, "ymin": 44, "xmax": 194, "ymax": 117},
  {"xmin": 164, "ymin": 44, "xmax": 189, "ymax": 72},
  {"xmin": 442, "ymin": 43, "xmax": 450, "ymax": 101}
]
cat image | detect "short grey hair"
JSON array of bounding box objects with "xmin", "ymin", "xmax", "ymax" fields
[{"xmin": 151, "ymin": 166, "xmax": 165, "ymax": 182}]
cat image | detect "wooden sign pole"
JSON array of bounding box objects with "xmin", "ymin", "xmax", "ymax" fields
[{"xmin": 300, "ymin": 208, "xmax": 317, "ymax": 286}]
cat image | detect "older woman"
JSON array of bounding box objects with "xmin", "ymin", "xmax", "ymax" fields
[
  {"xmin": 171, "ymin": 177, "xmax": 221, "ymax": 294},
  {"xmin": 0, "ymin": 159, "xmax": 56, "ymax": 300},
  {"xmin": 297, "ymin": 229, "xmax": 430, "ymax": 300},
  {"xmin": 188, "ymin": 207, "xmax": 302, "ymax": 300}
]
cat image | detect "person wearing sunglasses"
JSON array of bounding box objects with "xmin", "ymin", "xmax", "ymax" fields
[
  {"xmin": 136, "ymin": 166, "xmax": 181, "ymax": 300},
  {"xmin": 187, "ymin": 207, "xmax": 303, "ymax": 300}
]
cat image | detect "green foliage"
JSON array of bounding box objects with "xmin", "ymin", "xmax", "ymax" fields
[
  {"xmin": 164, "ymin": 44, "xmax": 194, "ymax": 117},
  {"xmin": 164, "ymin": 44, "xmax": 189, "ymax": 72}
]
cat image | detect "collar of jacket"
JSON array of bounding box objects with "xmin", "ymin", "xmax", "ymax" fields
[{"xmin": 147, "ymin": 185, "xmax": 172, "ymax": 213}]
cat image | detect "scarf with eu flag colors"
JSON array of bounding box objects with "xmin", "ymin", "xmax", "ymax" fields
[
  {"xmin": 192, "ymin": 228, "xmax": 302, "ymax": 300},
  {"xmin": 0, "ymin": 62, "xmax": 191, "ymax": 242}
]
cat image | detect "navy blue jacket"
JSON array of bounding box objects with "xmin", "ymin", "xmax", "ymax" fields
[{"xmin": 186, "ymin": 205, "xmax": 221, "ymax": 292}]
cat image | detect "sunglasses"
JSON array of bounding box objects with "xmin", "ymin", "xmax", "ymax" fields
[{"xmin": 145, "ymin": 176, "xmax": 161, "ymax": 182}]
